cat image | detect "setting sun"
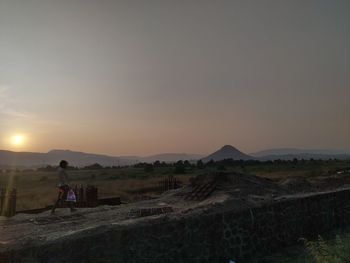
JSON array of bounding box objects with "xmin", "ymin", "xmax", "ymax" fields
[{"xmin": 11, "ymin": 134, "xmax": 26, "ymax": 147}]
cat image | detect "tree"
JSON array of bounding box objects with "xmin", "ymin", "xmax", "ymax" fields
[
  {"xmin": 153, "ymin": 160, "xmax": 161, "ymax": 167},
  {"xmin": 206, "ymin": 159, "xmax": 215, "ymax": 167},
  {"xmin": 184, "ymin": 160, "xmax": 191, "ymax": 167},
  {"xmin": 196, "ymin": 160, "xmax": 204, "ymax": 169},
  {"xmin": 176, "ymin": 160, "xmax": 184, "ymax": 166},
  {"xmin": 174, "ymin": 161, "xmax": 186, "ymax": 174},
  {"xmin": 144, "ymin": 164, "xmax": 154, "ymax": 173},
  {"xmin": 84, "ymin": 163, "xmax": 103, "ymax": 170}
]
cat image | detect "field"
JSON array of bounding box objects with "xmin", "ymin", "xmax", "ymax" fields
[
  {"xmin": 1, "ymin": 159, "xmax": 350, "ymax": 210},
  {"xmin": 0, "ymin": 167, "xmax": 191, "ymax": 210}
]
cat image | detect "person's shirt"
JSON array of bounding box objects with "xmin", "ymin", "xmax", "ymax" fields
[{"xmin": 57, "ymin": 167, "xmax": 68, "ymax": 186}]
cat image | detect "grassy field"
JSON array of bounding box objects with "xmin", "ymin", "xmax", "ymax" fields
[
  {"xmin": 1, "ymin": 159, "xmax": 350, "ymax": 210},
  {"xmin": 0, "ymin": 167, "xmax": 192, "ymax": 210}
]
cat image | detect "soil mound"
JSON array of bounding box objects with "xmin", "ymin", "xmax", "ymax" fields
[
  {"xmin": 190, "ymin": 172, "xmax": 289, "ymax": 197},
  {"xmin": 310, "ymin": 174, "xmax": 350, "ymax": 191},
  {"xmin": 279, "ymin": 177, "xmax": 314, "ymax": 193}
]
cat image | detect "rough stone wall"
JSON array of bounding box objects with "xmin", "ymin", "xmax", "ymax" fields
[{"xmin": 3, "ymin": 189, "xmax": 350, "ymax": 263}]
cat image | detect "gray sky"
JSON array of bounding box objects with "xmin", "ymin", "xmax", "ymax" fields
[{"xmin": 0, "ymin": 0, "xmax": 349, "ymax": 155}]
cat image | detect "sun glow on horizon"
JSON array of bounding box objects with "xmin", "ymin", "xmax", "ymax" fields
[{"xmin": 10, "ymin": 134, "xmax": 26, "ymax": 147}]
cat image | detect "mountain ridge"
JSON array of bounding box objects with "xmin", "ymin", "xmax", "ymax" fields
[
  {"xmin": 1, "ymin": 146, "xmax": 350, "ymax": 167},
  {"xmin": 0, "ymin": 149, "xmax": 204, "ymax": 167},
  {"xmin": 251, "ymin": 148, "xmax": 350, "ymax": 157}
]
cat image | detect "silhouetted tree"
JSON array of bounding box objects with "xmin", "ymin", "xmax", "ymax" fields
[
  {"xmin": 176, "ymin": 160, "xmax": 184, "ymax": 166},
  {"xmin": 174, "ymin": 161, "xmax": 186, "ymax": 174},
  {"xmin": 84, "ymin": 163, "xmax": 103, "ymax": 170},
  {"xmin": 196, "ymin": 160, "xmax": 204, "ymax": 169},
  {"xmin": 206, "ymin": 159, "xmax": 215, "ymax": 167},
  {"xmin": 144, "ymin": 164, "xmax": 154, "ymax": 173},
  {"xmin": 153, "ymin": 160, "xmax": 161, "ymax": 167},
  {"xmin": 184, "ymin": 160, "xmax": 191, "ymax": 167}
]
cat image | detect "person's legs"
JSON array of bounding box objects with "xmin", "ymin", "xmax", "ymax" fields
[
  {"xmin": 69, "ymin": 201, "xmax": 77, "ymax": 212},
  {"xmin": 52, "ymin": 186, "xmax": 77, "ymax": 213},
  {"xmin": 51, "ymin": 189, "xmax": 63, "ymax": 214}
]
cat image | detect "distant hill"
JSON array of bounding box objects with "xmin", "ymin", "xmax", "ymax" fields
[
  {"xmin": 256, "ymin": 153, "xmax": 350, "ymax": 161},
  {"xmin": 2, "ymin": 147, "xmax": 349, "ymax": 168},
  {"xmin": 0, "ymin": 150, "xmax": 134, "ymax": 167},
  {"xmin": 0, "ymin": 150, "xmax": 204, "ymax": 168},
  {"xmin": 202, "ymin": 145, "xmax": 254, "ymax": 162},
  {"xmin": 251, "ymin": 148, "xmax": 350, "ymax": 160},
  {"xmin": 251, "ymin": 148, "xmax": 350, "ymax": 157},
  {"xmin": 0, "ymin": 150, "xmax": 46, "ymax": 167}
]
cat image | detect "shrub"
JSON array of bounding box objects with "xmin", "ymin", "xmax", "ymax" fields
[
  {"xmin": 144, "ymin": 164, "xmax": 154, "ymax": 173},
  {"xmin": 196, "ymin": 160, "xmax": 204, "ymax": 169},
  {"xmin": 174, "ymin": 165, "xmax": 185, "ymax": 174},
  {"xmin": 304, "ymin": 235, "xmax": 349, "ymax": 263}
]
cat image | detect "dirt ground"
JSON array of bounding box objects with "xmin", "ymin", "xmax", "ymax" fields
[{"xmin": 1, "ymin": 171, "xmax": 350, "ymax": 254}]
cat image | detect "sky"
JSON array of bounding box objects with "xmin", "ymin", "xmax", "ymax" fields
[{"xmin": 0, "ymin": 0, "xmax": 349, "ymax": 156}]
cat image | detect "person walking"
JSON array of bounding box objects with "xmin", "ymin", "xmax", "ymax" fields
[{"xmin": 51, "ymin": 160, "xmax": 76, "ymax": 214}]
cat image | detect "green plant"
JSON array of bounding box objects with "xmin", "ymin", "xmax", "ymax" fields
[{"xmin": 304, "ymin": 235, "xmax": 348, "ymax": 263}]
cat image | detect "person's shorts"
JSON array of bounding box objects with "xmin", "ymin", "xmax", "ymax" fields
[{"xmin": 58, "ymin": 185, "xmax": 69, "ymax": 200}]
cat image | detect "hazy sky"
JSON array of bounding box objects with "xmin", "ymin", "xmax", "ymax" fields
[{"xmin": 0, "ymin": 0, "xmax": 349, "ymax": 156}]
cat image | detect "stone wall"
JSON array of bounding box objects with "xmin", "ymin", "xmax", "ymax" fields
[{"xmin": 3, "ymin": 189, "xmax": 350, "ymax": 263}]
